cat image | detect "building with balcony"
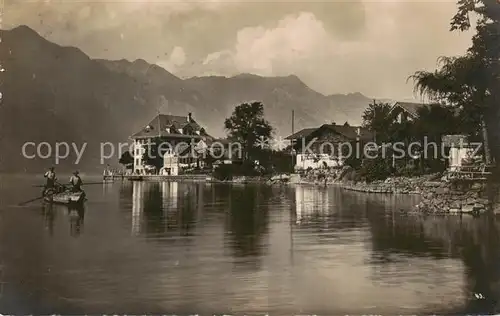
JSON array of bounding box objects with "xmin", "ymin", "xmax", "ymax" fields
[{"xmin": 130, "ymin": 112, "xmax": 212, "ymax": 174}]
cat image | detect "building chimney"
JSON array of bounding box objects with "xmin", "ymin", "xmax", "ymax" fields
[{"xmin": 187, "ymin": 112, "xmax": 192, "ymax": 122}]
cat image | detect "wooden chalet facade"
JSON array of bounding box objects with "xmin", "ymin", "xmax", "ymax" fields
[{"xmin": 286, "ymin": 124, "xmax": 374, "ymax": 170}]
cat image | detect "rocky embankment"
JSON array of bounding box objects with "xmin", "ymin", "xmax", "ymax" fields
[
  {"xmin": 294, "ymin": 167, "xmax": 491, "ymax": 215},
  {"xmin": 340, "ymin": 175, "xmax": 441, "ymax": 194},
  {"xmin": 416, "ymin": 182, "xmax": 489, "ymax": 215}
]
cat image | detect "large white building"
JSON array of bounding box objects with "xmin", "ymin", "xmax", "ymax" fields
[{"xmin": 130, "ymin": 112, "xmax": 212, "ymax": 175}]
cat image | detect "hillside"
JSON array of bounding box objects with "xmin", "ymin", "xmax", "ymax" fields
[{"xmin": 0, "ymin": 25, "xmax": 378, "ymax": 172}]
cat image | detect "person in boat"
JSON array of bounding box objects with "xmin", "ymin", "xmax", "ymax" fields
[
  {"xmin": 69, "ymin": 171, "xmax": 83, "ymax": 192},
  {"xmin": 43, "ymin": 167, "xmax": 57, "ymax": 196}
]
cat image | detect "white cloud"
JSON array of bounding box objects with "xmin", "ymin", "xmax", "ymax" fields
[
  {"xmin": 199, "ymin": 2, "xmax": 473, "ymax": 99},
  {"xmin": 158, "ymin": 46, "xmax": 186, "ymax": 72},
  {"xmin": 170, "ymin": 46, "xmax": 187, "ymax": 67},
  {"xmin": 5, "ymin": 0, "xmax": 474, "ymax": 99},
  {"xmin": 232, "ymin": 12, "xmax": 329, "ymax": 75},
  {"xmin": 202, "ymin": 12, "xmax": 329, "ymax": 76}
]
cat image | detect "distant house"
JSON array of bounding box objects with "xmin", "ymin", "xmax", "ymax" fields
[
  {"xmin": 130, "ymin": 112, "xmax": 212, "ymax": 175},
  {"xmin": 286, "ymin": 124, "xmax": 374, "ymax": 170},
  {"xmin": 388, "ymin": 102, "xmax": 428, "ymax": 123},
  {"xmin": 442, "ymin": 134, "xmax": 480, "ymax": 171}
]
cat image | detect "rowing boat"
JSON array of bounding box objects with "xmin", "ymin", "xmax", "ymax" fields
[{"xmin": 44, "ymin": 189, "xmax": 86, "ymax": 206}]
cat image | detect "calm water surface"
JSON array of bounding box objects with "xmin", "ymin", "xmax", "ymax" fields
[{"xmin": 0, "ymin": 176, "xmax": 499, "ymax": 314}]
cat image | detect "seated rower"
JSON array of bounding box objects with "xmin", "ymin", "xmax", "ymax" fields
[
  {"xmin": 43, "ymin": 166, "xmax": 57, "ymax": 196},
  {"xmin": 69, "ymin": 171, "xmax": 83, "ymax": 192}
]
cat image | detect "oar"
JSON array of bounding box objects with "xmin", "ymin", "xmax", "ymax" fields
[
  {"xmin": 32, "ymin": 181, "xmax": 109, "ymax": 188},
  {"xmin": 81, "ymin": 181, "xmax": 111, "ymax": 186},
  {"xmin": 18, "ymin": 195, "xmax": 45, "ymax": 206},
  {"xmin": 18, "ymin": 190, "xmax": 55, "ymax": 206}
]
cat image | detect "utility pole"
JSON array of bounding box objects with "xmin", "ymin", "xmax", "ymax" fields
[
  {"xmin": 157, "ymin": 108, "xmax": 161, "ymax": 138},
  {"xmin": 372, "ymin": 98, "xmax": 377, "ymax": 144},
  {"xmin": 291, "ymin": 110, "xmax": 295, "ymax": 172}
]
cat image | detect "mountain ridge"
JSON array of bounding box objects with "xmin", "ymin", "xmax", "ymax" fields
[{"xmin": 0, "ymin": 25, "xmax": 386, "ymax": 172}]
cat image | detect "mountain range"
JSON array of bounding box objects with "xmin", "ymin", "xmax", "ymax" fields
[{"xmin": 0, "ymin": 25, "xmax": 387, "ymax": 173}]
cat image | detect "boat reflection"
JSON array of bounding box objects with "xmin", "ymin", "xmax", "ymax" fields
[
  {"xmin": 39, "ymin": 203, "xmax": 85, "ymax": 237},
  {"xmin": 41, "ymin": 204, "xmax": 56, "ymax": 236},
  {"xmin": 68, "ymin": 205, "xmax": 85, "ymax": 237}
]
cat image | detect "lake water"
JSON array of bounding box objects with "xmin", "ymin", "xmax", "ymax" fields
[{"xmin": 0, "ymin": 176, "xmax": 499, "ymax": 314}]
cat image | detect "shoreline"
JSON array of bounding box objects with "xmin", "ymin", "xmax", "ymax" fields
[{"xmin": 111, "ymin": 172, "xmax": 497, "ymax": 216}]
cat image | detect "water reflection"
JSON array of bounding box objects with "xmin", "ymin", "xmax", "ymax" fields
[
  {"xmin": 294, "ymin": 185, "xmax": 330, "ymax": 224},
  {"xmin": 292, "ymin": 186, "xmax": 366, "ymax": 231},
  {"xmin": 131, "ymin": 181, "xmax": 200, "ymax": 237},
  {"xmin": 131, "ymin": 181, "xmax": 144, "ymax": 236},
  {"xmin": 41, "ymin": 204, "xmax": 56, "ymax": 236},
  {"xmin": 290, "ymin": 186, "xmax": 500, "ymax": 314},
  {"xmin": 39, "ymin": 203, "xmax": 85, "ymax": 237},
  {"xmin": 68, "ymin": 206, "xmax": 85, "ymax": 237},
  {"xmin": 4, "ymin": 177, "xmax": 500, "ymax": 314},
  {"xmin": 224, "ymin": 185, "xmax": 270, "ymax": 266}
]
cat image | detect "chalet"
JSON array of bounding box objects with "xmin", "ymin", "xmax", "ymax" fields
[
  {"xmin": 388, "ymin": 102, "xmax": 428, "ymax": 123},
  {"xmin": 286, "ymin": 124, "xmax": 374, "ymax": 170},
  {"xmin": 130, "ymin": 112, "xmax": 212, "ymax": 175}
]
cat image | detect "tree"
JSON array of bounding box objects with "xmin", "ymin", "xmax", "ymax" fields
[
  {"xmin": 224, "ymin": 102, "xmax": 273, "ymax": 162},
  {"xmin": 413, "ymin": 105, "xmax": 460, "ymax": 172},
  {"xmin": 142, "ymin": 137, "xmax": 171, "ymax": 171},
  {"xmin": 362, "ymin": 101, "xmax": 393, "ymax": 143},
  {"xmin": 410, "ymin": 0, "xmax": 500, "ymax": 165},
  {"xmin": 118, "ymin": 151, "xmax": 134, "ymax": 169},
  {"xmin": 414, "ymin": 104, "xmax": 460, "ymax": 142}
]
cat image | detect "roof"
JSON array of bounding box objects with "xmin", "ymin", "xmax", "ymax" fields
[
  {"xmin": 318, "ymin": 124, "xmax": 374, "ymax": 141},
  {"xmin": 131, "ymin": 114, "xmax": 210, "ymax": 139},
  {"xmin": 286, "ymin": 124, "xmax": 374, "ymax": 142},
  {"xmin": 389, "ymin": 102, "xmax": 428, "ymax": 118},
  {"xmin": 285, "ymin": 128, "xmax": 317, "ymax": 140}
]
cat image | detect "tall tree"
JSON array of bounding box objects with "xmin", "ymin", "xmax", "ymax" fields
[
  {"xmin": 224, "ymin": 102, "xmax": 273, "ymax": 162},
  {"xmin": 410, "ymin": 0, "xmax": 500, "ymax": 165},
  {"xmin": 414, "ymin": 104, "xmax": 460, "ymax": 142},
  {"xmin": 362, "ymin": 101, "xmax": 393, "ymax": 143},
  {"xmin": 414, "ymin": 105, "xmax": 460, "ymax": 171}
]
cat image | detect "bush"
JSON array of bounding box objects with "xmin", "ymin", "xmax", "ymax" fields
[
  {"xmin": 253, "ymin": 150, "xmax": 293, "ymax": 175},
  {"xmin": 358, "ymin": 157, "xmax": 392, "ymax": 182},
  {"xmin": 212, "ymin": 161, "xmax": 260, "ymax": 180},
  {"xmin": 344, "ymin": 155, "xmax": 362, "ymax": 169},
  {"xmin": 213, "ymin": 164, "xmax": 234, "ymax": 180}
]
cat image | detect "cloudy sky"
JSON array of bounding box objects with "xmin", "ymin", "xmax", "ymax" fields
[{"xmin": 4, "ymin": 0, "xmax": 474, "ymax": 100}]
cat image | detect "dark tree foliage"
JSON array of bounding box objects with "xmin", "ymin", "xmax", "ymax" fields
[
  {"xmin": 142, "ymin": 137, "xmax": 171, "ymax": 170},
  {"xmin": 224, "ymin": 101, "xmax": 273, "ymax": 162},
  {"xmin": 118, "ymin": 151, "xmax": 134, "ymax": 169},
  {"xmin": 414, "ymin": 105, "xmax": 460, "ymax": 142},
  {"xmin": 362, "ymin": 101, "xmax": 393, "ymax": 143},
  {"xmin": 410, "ymin": 0, "xmax": 500, "ymax": 164}
]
